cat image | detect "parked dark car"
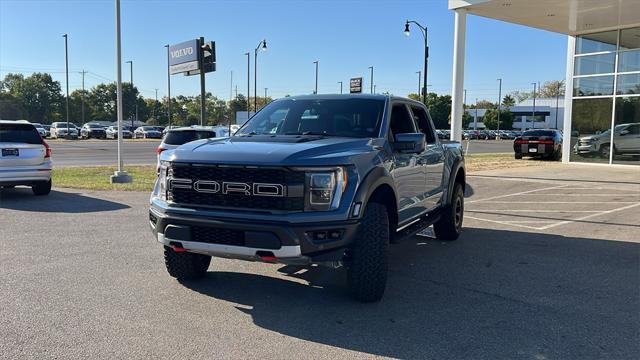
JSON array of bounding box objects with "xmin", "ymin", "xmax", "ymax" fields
[
  {"xmin": 80, "ymin": 123, "xmax": 107, "ymax": 139},
  {"xmin": 514, "ymin": 129, "xmax": 562, "ymax": 160}
]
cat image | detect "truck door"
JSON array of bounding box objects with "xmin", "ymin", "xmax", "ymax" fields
[
  {"xmin": 388, "ymin": 103, "xmax": 427, "ymax": 223},
  {"xmin": 410, "ymin": 105, "xmax": 445, "ymax": 211}
]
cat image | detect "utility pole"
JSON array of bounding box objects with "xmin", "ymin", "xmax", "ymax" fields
[
  {"xmin": 63, "ymin": 34, "xmax": 69, "ymax": 134},
  {"xmin": 126, "ymin": 60, "xmax": 134, "ymax": 129},
  {"xmin": 531, "ymin": 82, "xmax": 537, "ymax": 130},
  {"xmin": 313, "ymin": 60, "xmax": 319, "ymax": 94},
  {"xmin": 164, "ymin": 44, "xmax": 171, "ymax": 128},
  {"xmin": 80, "ymin": 69, "xmax": 87, "ymax": 124},
  {"xmin": 417, "ymin": 70, "xmax": 422, "ymax": 97},
  {"xmin": 368, "ymin": 66, "xmax": 374, "ymax": 93},
  {"xmin": 338, "ymin": 81, "xmax": 343, "ymax": 94},
  {"xmin": 497, "ymin": 78, "xmax": 502, "ymax": 134},
  {"xmin": 154, "ymin": 88, "xmax": 158, "ymax": 120}
]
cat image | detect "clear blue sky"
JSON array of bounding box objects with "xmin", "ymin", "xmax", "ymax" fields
[{"xmin": 0, "ymin": 0, "xmax": 567, "ymax": 103}]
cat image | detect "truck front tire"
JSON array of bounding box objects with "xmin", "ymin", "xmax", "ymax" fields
[
  {"xmin": 347, "ymin": 202, "xmax": 389, "ymax": 303},
  {"xmin": 434, "ymin": 183, "xmax": 464, "ymax": 241},
  {"xmin": 164, "ymin": 246, "xmax": 211, "ymax": 280}
]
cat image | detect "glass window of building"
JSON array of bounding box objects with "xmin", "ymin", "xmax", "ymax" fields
[
  {"xmin": 613, "ymin": 97, "xmax": 640, "ymax": 165},
  {"xmin": 572, "ymin": 27, "xmax": 640, "ymax": 165},
  {"xmin": 570, "ymin": 98, "xmax": 614, "ymax": 163},
  {"xmin": 576, "ymin": 31, "xmax": 617, "ymax": 54}
]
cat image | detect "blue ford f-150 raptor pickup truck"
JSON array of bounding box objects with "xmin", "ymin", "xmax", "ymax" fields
[{"xmin": 150, "ymin": 94, "xmax": 465, "ymax": 302}]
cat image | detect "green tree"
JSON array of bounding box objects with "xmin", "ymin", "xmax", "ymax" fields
[
  {"xmin": 538, "ymin": 80, "xmax": 565, "ymax": 98},
  {"xmin": 462, "ymin": 111, "xmax": 473, "ymax": 129},
  {"xmin": 482, "ymin": 109, "xmax": 513, "ymax": 130},
  {"xmin": 1, "ymin": 73, "xmax": 64, "ymax": 123},
  {"xmin": 407, "ymin": 92, "xmax": 451, "ymax": 129},
  {"xmin": 0, "ymin": 92, "xmax": 26, "ymax": 119}
]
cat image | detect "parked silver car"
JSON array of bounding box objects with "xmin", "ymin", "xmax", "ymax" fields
[
  {"xmin": 105, "ymin": 126, "xmax": 133, "ymax": 139},
  {"xmin": 50, "ymin": 122, "xmax": 79, "ymax": 139},
  {"xmin": 0, "ymin": 121, "xmax": 52, "ymax": 195},
  {"xmin": 134, "ymin": 126, "xmax": 162, "ymax": 139}
]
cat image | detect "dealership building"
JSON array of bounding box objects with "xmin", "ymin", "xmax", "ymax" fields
[{"xmin": 448, "ymin": 0, "xmax": 640, "ymax": 166}]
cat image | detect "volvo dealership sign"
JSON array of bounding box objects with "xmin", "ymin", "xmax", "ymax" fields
[{"xmin": 169, "ymin": 39, "xmax": 200, "ymax": 75}]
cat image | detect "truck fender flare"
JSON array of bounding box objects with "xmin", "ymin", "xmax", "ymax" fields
[
  {"xmin": 352, "ymin": 166, "xmax": 397, "ymax": 218},
  {"xmin": 443, "ymin": 159, "xmax": 465, "ymax": 206}
]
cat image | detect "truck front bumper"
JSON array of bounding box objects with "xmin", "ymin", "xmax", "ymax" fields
[{"xmin": 149, "ymin": 204, "xmax": 360, "ymax": 265}]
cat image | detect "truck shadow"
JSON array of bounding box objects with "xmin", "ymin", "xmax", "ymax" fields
[
  {"xmin": 179, "ymin": 227, "xmax": 639, "ymax": 359},
  {"xmin": 0, "ymin": 188, "xmax": 129, "ymax": 213}
]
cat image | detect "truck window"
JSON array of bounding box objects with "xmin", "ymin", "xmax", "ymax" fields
[
  {"xmin": 410, "ymin": 106, "xmax": 436, "ymax": 144},
  {"xmin": 389, "ymin": 104, "xmax": 417, "ymax": 139}
]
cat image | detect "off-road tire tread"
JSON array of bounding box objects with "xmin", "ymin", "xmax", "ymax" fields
[
  {"xmin": 347, "ymin": 202, "xmax": 389, "ymax": 303},
  {"xmin": 433, "ymin": 183, "xmax": 464, "ymax": 241},
  {"xmin": 163, "ymin": 246, "xmax": 211, "ymax": 279}
]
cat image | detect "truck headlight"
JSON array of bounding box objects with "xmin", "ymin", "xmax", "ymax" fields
[
  {"xmin": 157, "ymin": 161, "xmax": 169, "ymax": 201},
  {"xmin": 305, "ymin": 167, "xmax": 346, "ymax": 211}
]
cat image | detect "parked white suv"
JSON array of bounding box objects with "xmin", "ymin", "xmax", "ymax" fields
[
  {"xmin": 0, "ymin": 121, "xmax": 52, "ymax": 195},
  {"xmin": 50, "ymin": 122, "xmax": 79, "ymax": 139}
]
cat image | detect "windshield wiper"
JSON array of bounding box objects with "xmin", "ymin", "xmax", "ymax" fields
[{"xmin": 285, "ymin": 131, "xmax": 332, "ymax": 136}]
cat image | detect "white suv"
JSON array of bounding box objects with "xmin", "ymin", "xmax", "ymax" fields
[
  {"xmin": 50, "ymin": 122, "xmax": 79, "ymax": 139},
  {"xmin": 0, "ymin": 121, "xmax": 52, "ymax": 195}
]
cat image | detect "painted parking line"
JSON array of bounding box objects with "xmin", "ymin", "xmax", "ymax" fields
[{"xmin": 466, "ymin": 180, "xmax": 640, "ymax": 230}]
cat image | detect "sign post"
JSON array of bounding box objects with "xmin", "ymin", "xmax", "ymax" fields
[
  {"xmin": 169, "ymin": 38, "xmax": 216, "ymax": 126},
  {"xmin": 350, "ymin": 77, "xmax": 363, "ymax": 94}
]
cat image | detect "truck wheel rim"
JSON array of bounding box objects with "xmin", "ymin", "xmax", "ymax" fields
[{"xmin": 454, "ymin": 196, "xmax": 463, "ymax": 229}]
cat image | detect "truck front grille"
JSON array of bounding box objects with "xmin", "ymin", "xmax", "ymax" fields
[
  {"xmin": 191, "ymin": 226, "xmax": 245, "ymax": 246},
  {"xmin": 167, "ymin": 164, "xmax": 305, "ymax": 211}
]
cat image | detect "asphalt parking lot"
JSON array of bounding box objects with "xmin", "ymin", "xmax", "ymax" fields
[
  {"xmin": 1, "ymin": 165, "xmax": 638, "ymax": 359},
  {"xmin": 47, "ymin": 139, "xmax": 515, "ymax": 166}
]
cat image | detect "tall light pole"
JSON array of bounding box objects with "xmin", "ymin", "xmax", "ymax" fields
[
  {"xmin": 164, "ymin": 44, "xmax": 171, "ymax": 128},
  {"xmin": 264, "ymin": 87, "xmax": 268, "ymax": 104},
  {"xmin": 497, "ymin": 78, "xmax": 502, "ymax": 134},
  {"xmin": 80, "ymin": 69, "xmax": 87, "ymax": 124},
  {"xmin": 416, "ymin": 70, "xmax": 422, "ymax": 96},
  {"xmin": 253, "ymin": 39, "xmax": 267, "ymax": 112},
  {"xmin": 62, "ymin": 34, "xmax": 69, "ymax": 134},
  {"xmin": 368, "ymin": 66, "xmax": 374, "ymax": 94},
  {"xmin": 110, "ymin": 0, "xmax": 130, "ymax": 183},
  {"xmin": 531, "ymin": 82, "xmax": 537, "ymax": 130},
  {"xmin": 404, "ymin": 20, "xmax": 428, "ymax": 105},
  {"xmin": 313, "ymin": 60, "xmax": 319, "ymax": 94},
  {"xmin": 154, "ymin": 88, "xmax": 158, "ymax": 120},
  {"xmin": 338, "ymin": 81, "xmax": 343, "ymax": 94},
  {"xmin": 555, "ymin": 81, "xmax": 561, "ymax": 129},
  {"xmin": 245, "ymin": 52, "xmax": 250, "ymax": 120},
  {"xmin": 230, "ymin": 70, "xmax": 233, "ymax": 100},
  {"xmin": 126, "ymin": 60, "xmax": 135, "ymax": 129}
]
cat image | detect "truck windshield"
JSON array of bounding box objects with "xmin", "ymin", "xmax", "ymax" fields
[{"xmin": 236, "ymin": 98, "xmax": 385, "ymax": 138}]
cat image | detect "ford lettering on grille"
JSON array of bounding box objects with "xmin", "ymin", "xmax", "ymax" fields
[{"xmin": 169, "ymin": 178, "xmax": 285, "ymax": 197}]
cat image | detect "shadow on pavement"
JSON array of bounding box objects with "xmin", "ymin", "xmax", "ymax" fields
[
  {"xmin": 0, "ymin": 188, "xmax": 129, "ymax": 213},
  {"xmin": 180, "ymin": 227, "xmax": 639, "ymax": 359},
  {"xmin": 471, "ymin": 174, "xmax": 640, "ymax": 186}
]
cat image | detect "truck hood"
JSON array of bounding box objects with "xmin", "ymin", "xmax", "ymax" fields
[{"xmin": 164, "ymin": 135, "xmax": 383, "ymax": 166}]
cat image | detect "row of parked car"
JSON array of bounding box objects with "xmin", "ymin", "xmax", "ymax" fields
[
  {"xmin": 28, "ymin": 121, "xmax": 168, "ymax": 140},
  {"xmin": 434, "ymin": 129, "xmax": 524, "ymax": 140}
]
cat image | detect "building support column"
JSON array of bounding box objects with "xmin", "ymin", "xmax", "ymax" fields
[
  {"xmin": 562, "ymin": 35, "xmax": 576, "ymax": 163},
  {"xmin": 450, "ymin": 9, "xmax": 467, "ymax": 142}
]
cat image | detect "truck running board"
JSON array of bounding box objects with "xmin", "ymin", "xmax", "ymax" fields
[{"xmin": 393, "ymin": 210, "xmax": 441, "ymax": 243}]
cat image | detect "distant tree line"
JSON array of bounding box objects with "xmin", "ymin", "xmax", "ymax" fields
[{"xmin": 0, "ymin": 72, "xmax": 271, "ymax": 126}]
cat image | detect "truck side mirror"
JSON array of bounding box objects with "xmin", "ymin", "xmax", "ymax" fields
[{"xmin": 393, "ymin": 133, "xmax": 426, "ymax": 153}]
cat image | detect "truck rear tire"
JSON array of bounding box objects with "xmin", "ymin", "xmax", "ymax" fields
[
  {"xmin": 32, "ymin": 179, "xmax": 52, "ymax": 196},
  {"xmin": 433, "ymin": 183, "xmax": 464, "ymax": 241},
  {"xmin": 347, "ymin": 202, "xmax": 389, "ymax": 303},
  {"xmin": 164, "ymin": 246, "xmax": 211, "ymax": 280}
]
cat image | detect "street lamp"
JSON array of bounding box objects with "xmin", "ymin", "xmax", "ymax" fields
[
  {"xmin": 245, "ymin": 52, "xmax": 250, "ymax": 120},
  {"xmin": 254, "ymin": 39, "xmax": 267, "ymax": 112},
  {"xmin": 62, "ymin": 34, "xmax": 69, "ymax": 134},
  {"xmin": 531, "ymin": 82, "xmax": 537, "ymax": 130},
  {"xmin": 338, "ymin": 81, "xmax": 343, "ymax": 94},
  {"xmin": 164, "ymin": 44, "xmax": 171, "ymax": 128},
  {"xmin": 497, "ymin": 78, "xmax": 502, "ymax": 134},
  {"xmin": 313, "ymin": 60, "xmax": 319, "ymax": 94},
  {"xmin": 368, "ymin": 66, "xmax": 374, "ymax": 94},
  {"xmin": 404, "ymin": 20, "xmax": 429, "ymax": 105},
  {"xmin": 416, "ymin": 70, "xmax": 421, "ymax": 97}
]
